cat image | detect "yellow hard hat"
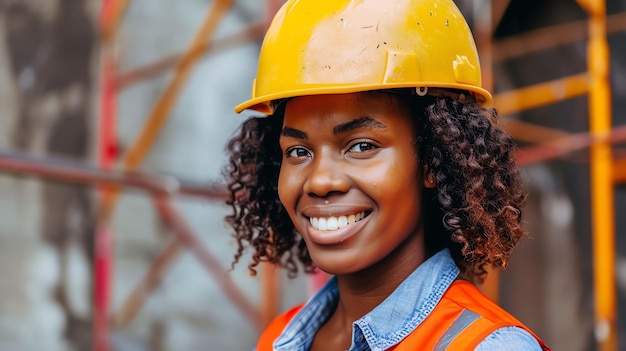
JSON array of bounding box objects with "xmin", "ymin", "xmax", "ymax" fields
[{"xmin": 235, "ymin": 0, "xmax": 492, "ymax": 114}]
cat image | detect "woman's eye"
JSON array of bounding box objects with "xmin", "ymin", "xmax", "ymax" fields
[
  {"xmin": 286, "ymin": 147, "xmax": 310, "ymax": 158},
  {"xmin": 348, "ymin": 141, "xmax": 376, "ymax": 153}
]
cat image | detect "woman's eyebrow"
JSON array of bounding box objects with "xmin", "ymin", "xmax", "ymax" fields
[
  {"xmin": 281, "ymin": 127, "xmax": 307, "ymax": 139},
  {"xmin": 333, "ymin": 117, "xmax": 387, "ymax": 134},
  {"xmin": 281, "ymin": 117, "xmax": 386, "ymax": 139}
]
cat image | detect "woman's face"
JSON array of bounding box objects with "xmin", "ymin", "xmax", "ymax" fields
[{"xmin": 278, "ymin": 92, "xmax": 431, "ymax": 275}]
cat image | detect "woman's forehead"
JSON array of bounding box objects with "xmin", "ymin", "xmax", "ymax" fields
[{"xmin": 280, "ymin": 93, "xmax": 420, "ymax": 140}]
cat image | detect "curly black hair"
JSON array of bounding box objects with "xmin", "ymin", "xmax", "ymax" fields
[{"xmin": 224, "ymin": 95, "xmax": 526, "ymax": 281}]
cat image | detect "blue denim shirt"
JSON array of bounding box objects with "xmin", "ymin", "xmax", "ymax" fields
[{"xmin": 271, "ymin": 249, "xmax": 542, "ymax": 351}]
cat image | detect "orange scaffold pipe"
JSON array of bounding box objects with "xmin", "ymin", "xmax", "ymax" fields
[{"xmin": 99, "ymin": 0, "xmax": 235, "ymax": 222}]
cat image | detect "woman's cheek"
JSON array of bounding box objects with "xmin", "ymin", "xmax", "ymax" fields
[{"xmin": 278, "ymin": 166, "xmax": 297, "ymax": 207}]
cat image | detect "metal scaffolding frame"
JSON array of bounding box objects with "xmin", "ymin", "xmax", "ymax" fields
[
  {"xmin": 488, "ymin": 0, "xmax": 619, "ymax": 349},
  {"xmin": 0, "ymin": 0, "xmax": 622, "ymax": 350}
]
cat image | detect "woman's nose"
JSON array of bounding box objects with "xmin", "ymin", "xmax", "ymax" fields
[{"xmin": 303, "ymin": 154, "xmax": 350, "ymax": 197}]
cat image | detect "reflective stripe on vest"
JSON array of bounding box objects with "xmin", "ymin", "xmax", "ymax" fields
[{"xmin": 433, "ymin": 309, "xmax": 481, "ymax": 350}]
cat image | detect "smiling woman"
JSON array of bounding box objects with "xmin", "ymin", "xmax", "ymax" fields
[
  {"xmin": 276, "ymin": 93, "xmax": 426, "ymax": 277},
  {"xmin": 224, "ymin": 0, "xmax": 551, "ymax": 350}
]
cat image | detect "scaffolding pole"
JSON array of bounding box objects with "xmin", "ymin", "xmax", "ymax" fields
[
  {"xmin": 581, "ymin": 0, "xmax": 617, "ymax": 349},
  {"xmin": 95, "ymin": 0, "xmax": 127, "ymax": 348}
]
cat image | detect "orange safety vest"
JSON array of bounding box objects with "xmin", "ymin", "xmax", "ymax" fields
[{"xmin": 257, "ymin": 280, "xmax": 550, "ymax": 351}]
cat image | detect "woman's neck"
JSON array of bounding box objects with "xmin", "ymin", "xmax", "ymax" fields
[
  {"xmin": 310, "ymin": 239, "xmax": 426, "ymax": 351},
  {"xmin": 335, "ymin": 241, "xmax": 426, "ymax": 326}
]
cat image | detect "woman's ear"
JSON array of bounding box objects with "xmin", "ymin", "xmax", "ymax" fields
[{"xmin": 423, "ymin": 164, "xmax": 436, "ymax": 189}]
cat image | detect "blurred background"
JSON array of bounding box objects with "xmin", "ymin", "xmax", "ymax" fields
[{"xmin": 0, "ymin": 0, "xmax": 624, "ymax": 350}]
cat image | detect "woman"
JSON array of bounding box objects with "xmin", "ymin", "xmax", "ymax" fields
[{"xmin": 225, "ymin": 0, "xmax": 551, "ymax": 350}]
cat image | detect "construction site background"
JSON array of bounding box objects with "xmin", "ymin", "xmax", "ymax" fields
[{"xmin": 0, "ymin": 1, "xmax": 624, "ymax": 351}]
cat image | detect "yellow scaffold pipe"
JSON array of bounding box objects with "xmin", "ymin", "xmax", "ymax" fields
[{"xmin": 581, "ymin": 0, "xmax": 617, "ymax": 349}]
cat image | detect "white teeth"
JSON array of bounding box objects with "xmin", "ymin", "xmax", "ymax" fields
[
  {"xmin": 311, "ymin": 217, "xmax": 319, "ymax": 228},
  {"xmin": 309, "ymin": 211, "xmax": 366, "ymax": 231},
  {"xmin": 327, "ymin": 217, "xmax": 338, "ymax": 230},
  {"xmin": 318, "ymin": 217, "xmax": 328, "ymax": 231},
  {"xmin": 347, "ymin": 214, "xmax": 356, "ymax": 224},
  {"xmin": 338, "ymin": 216, "xmax": 348, "ymax": 228}
]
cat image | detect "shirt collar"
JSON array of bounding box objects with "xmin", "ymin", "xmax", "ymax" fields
[{"xmin": 274, "ymin": 249, "xmax": 460, "ymax": 351}]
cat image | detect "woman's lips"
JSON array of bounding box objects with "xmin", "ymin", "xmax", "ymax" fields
[
  {"xmin": 305, "ymin": 211, "xmax": 371, "ymax": 245},
  {"xmin": 309, "ymin": 211, "xmax": 366, "ymax": 231}
]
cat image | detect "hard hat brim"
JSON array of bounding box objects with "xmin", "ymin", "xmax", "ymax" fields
[{"xmin": 235, "ymin": 83, "xmax": 492, "ymax": 115}]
